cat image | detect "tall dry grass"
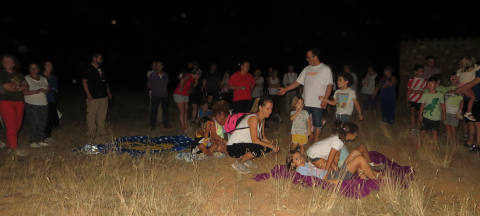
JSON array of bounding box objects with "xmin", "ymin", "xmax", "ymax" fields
[{"xmin": 0, "ymin": 99, "xmax": 479, "ymax": 215}]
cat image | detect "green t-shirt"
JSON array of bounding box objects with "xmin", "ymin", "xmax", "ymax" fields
[
  {"xmin": 444, "ymin": 85, "xmax": 463, "ymax": 114},
  {"xmin": 0, "ymin": 71, "xmax": 25, "ymax": 101},
  {"xmin": 436, "ymin": 85, "xmax": 455, "ymax": 95},
  {"xmin": 419, "ymin": 91, "xmax": 444, "ymax": 120}
]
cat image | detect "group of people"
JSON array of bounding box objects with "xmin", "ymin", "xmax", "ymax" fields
[
  {"xmin": 0, "ymin": 55, "xmax": 59, "ymax": 156},
  {"xmin": 168, "ymin": 49, "xmax": 480, "ymax": 177}
]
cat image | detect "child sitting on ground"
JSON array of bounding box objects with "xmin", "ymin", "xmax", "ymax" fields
[
  {"xmin": 456, "ymin": 56, "xmax": 479, "ymax": 121},
  {"xmin": 289, "ymin": 96, "xmax": 312, "ymax": 154},
  {"xmin": 444, "ymin": 72, "xmax": 464, "ymax": 144},
  {"xmin": 320, "ymin": 72, "xmax": 363, "ymax": 122},
  {"xmin": 198, "ymin": 100, "xmax": 213, "ymax": 120},
  {"xmin": 419, "ymin": 76, "xmax": 446, "ymax": 144},
  {"xmin": 304, "ymin": 121, "xmax": 380, "ymax": 180},
  {"xmin": 191, "ymin": 101, "xmax": 229, "ymax": 156}
]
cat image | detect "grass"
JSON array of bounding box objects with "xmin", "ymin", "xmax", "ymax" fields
[{"xmin": 0, "ymin": 91, "xmax": 479, "ymax": 215}]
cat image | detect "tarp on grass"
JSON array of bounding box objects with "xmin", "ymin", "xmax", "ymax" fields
[
  {"xmin": 77, "ymin": 135, "xmax": 194, "ymax": 157},
  {"xmin": 253, "ymin": 151, "xmax": 413, "ymax": 198}
]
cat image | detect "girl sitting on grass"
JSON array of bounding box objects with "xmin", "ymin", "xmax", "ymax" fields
[
  {"xmin": 191, "ymin": 101, "xmax": 229, "ymax": 157},
  {"xmin": 290, "ymin": 96, "xmax": 312, "ymax": 154},
  {"xmin": 303, "ymin": 121, "xmax": 380, "ymax": 180}
]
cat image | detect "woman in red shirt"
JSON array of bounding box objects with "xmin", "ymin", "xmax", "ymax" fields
[
  {"xmin": 173, "ymin": 71, "xmax": 195, "ymax": 131},
  {"xmin": 228, "ymin": 61, "xmax": 255, "ymax": 113}
]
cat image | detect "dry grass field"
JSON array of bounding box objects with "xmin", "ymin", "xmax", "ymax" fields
[{"xmin": 0, "ymin": 87, "xmax": 479, "ymax": 215}]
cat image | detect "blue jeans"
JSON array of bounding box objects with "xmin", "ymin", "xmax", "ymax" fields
[
  {"xmin": 380, "ymin": 88, "xmax": 396, "ymax": 124},
  {"xmin": 25, "ymin": 103, "xmax": 48, "ymax": 142},
  {"xmin": 336, "ymin": 114, "xmax": 351, "ymax": 122},
  {"xmin": 304, "ymin": 106, "xmax": 324, "ymax": 128},
  {"xmin": 360, "ymin": 93, "xmax": 376, "ymax": 111},
  {"xmin": 151, "ymin": 96, "xmax": 169, "ymax": 127}
]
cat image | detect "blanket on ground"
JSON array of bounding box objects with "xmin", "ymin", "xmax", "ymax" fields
[
  {"xmin": 253, "ymin": 151, "xmax": 413, "ymax": 198},
  {"xmin": 77, "ymin": 135, "xmax": 194, "ymax": 157}
]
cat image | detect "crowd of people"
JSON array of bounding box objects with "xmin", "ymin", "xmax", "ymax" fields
[
  {"xmin": 1, "ymin": 48, "xmax": 480, "ymax": 179},
  {"xmin": 0, "ymin": 55, "xmax": 59, "ymax": 156}
]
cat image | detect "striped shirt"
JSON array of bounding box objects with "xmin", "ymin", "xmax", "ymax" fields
[{"xmin": 408, "ymin": 77, "xmax": 426, "ymax": 102}]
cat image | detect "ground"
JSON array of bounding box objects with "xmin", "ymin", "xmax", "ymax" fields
[{"xmin": 0, "ymin": 87, "xmax": 479, "ymax": 215}]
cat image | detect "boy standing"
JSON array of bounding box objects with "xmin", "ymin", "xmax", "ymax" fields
[
  {"xmin": 444, "ymin": 72, "xmax": 463, "ymax": 144},
  {"xmin": 321, "ymin": 72, "xmax": 363, "ymax": 122},
  {"xmin": 419, "ymin": 76, "xmax": 446, "ymax": 144},
  {"xmin": 407, "ymin": 65, "xmax": 426, "ymax": 133}
]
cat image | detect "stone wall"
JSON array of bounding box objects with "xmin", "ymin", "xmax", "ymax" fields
[{"xmin": 399, "ymin": 38, "xmax": 480, "ymax": 99}]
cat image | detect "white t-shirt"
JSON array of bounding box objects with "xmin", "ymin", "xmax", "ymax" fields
[
  {"xmin": 350, "ymin": 72, "xmax": 358, "ymax": 93},
  {"xmin": 268, "ymin": 77, "xmax": 280, "ymax": 95},
  {"xmin": 227, "ymin": 114, "xmax": 262, "ymax": 146},
  {"xmin": 361, "ymin": 73, "xmax": 377, "ymax": 95},
  {"xmin": 333, "ymin": 88, "xmax": 356, "ymax": 115},
  {"xmin": 24, "ymin": 75, "xmax": 48, "ymax": 106},
  {"xmin": 306, "ymin": 135, "xmax": 344, "ymax": 160},
  {"xmin": 296, "ymin": 63, "xmax": 333, "ymax": 108}
]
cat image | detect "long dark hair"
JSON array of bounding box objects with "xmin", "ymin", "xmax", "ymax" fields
[{"xmin": 333, "ymin": 120, "xmax": 358, "ymax": 143}]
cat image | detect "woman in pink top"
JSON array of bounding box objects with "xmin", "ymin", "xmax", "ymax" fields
[{"xmin": 173, "ymin": 70, "xmax": 195, "ymax": 131}]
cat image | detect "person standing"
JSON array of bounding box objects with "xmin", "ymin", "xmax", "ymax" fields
[
  {"xmin": 24, "ymin": 63, "xmax": 49, "ymax": 148},
  {"xmin": 279, "ymin": 49, "xmax": 334, "ymax": 141},
  {"xmin": 148, "ymin": 60, "xmax": 170, "ymax": 130},
  {"xmin": 374, "ymin": 66, "xmax": 397, "ymax": 124},
  {"xmin": 82, "ymin": 52, "xmax": 112, "ymax": 143},
  {"xmin": 251, "ymin": 69, "xmax": 264, "ymax": 99},
  {"xmin": 343, "ymin": 65, "xmax": 358, "ymax": 93},
  {"xmin": 360, "ymin": 66, "xmax": 378, "ymax": 116},
  {"xmin": 173, "ymin": 65, "xmax": 194, "ymax": 132},
  {"xmin": 423, "ymin": 56, "xmax": 441, "ymax": 80},
  {"xmin": 283, "ymin": 64, "xmax": 298, "ymax": 113},
  {"xmin": 228, "ymin": 61, "xmax": 255, "ymax": 113},
  {"xmin": 0, "ymin": 55, "xmax": 28, "ymax": 156},
  {"xmin": 205, "ymin": 63, "xmax": 221, "ymax": 105},
  {"xmin": 43, "ymin": 61, "xmax": 59, "ymax": 141}
]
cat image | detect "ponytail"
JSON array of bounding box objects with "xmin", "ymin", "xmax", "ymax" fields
[{"xmin": 333, "ymin": 120, "xmax": 358, "ymax": 142}]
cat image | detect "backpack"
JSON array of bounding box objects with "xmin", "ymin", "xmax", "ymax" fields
[{"xmin": 224, "ymin": 113, "xmax": 252, "ymax": 134}]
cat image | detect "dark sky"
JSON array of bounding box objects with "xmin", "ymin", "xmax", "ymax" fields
[{"xmin": 1, "ymin": 0, "xmax": 479, "ymax": 88}]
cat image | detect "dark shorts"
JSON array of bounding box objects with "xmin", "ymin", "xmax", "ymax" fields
[
  {"xmin": 227, "ymin": 143, "xmax": 272, "ymax": 158},
  {"xmin": 408, "ymin": 102, "xmax": 421, "ymax": 111},
  {"xmin": 304, "ymin": 106, "xmax": 324, "ymax": 128},
  {"xmin": 421, "ymin": 118, "xmax": 441, "ymax": 131}
]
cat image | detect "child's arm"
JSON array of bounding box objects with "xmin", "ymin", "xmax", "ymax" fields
[
  {"xmin": 325, "ymin": 148, "xmax": 339, "ymax": 171},
  {"xmin": 441, "ymin": 103, "xmax": 446, "ymax": 121},
  {"xmin": 353, "ymin": 98, "xmax": 363, "ymax": 120},
  {"xmin": 318, "ymin": 96, "xmax": 336, "ymax": 106},
  {"xmin": 307, "ymin": 116, "xmax": 312, "ymax": 137},
  {"xmin": 207, "ymin": 122, "xmax": 225, "ymax": 145},
  {"xmin": 290, "ymin": 110, "xmax": 301, "ymax": 121},
  {"xmin": 419, "ymin": 103, "xmax": 425, "ymax": 122}
]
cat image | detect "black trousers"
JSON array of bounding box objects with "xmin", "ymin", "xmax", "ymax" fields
[{"xmin": 45, "ymin": 101, "xmax": 59, "ymax": 138}]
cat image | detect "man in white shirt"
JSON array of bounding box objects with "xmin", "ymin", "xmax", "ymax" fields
[
  {"xmin": 282, "ymin": 64, "xmax": 298, "ymax": 113},
  {"xmin": 279, "ymin": 49, "xmax": 333, "ymax": 141}
]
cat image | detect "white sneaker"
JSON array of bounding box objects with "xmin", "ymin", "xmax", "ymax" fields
[
  {"xmin": 243, "ymin": 160, "xmax": 258, "ymax": 169},
  {"xmin": 464, "ymin": 112, "xmax": 476, "ymax": 121},
  {"xmin": 232, "ymin": 161, "xmax": 251, "ymax": 174},
  {"xmin": 44, "ymin": 137, "xmax": 54, "ymax": 143},
  {"xmin": 14, "ymin": 149, "xmax": 28, "ymax": 157},
  {"xmin": 30, "ymin": 142, "xmax": 41, "ymax": 148},
  {"xmin": 38, "ymin": 142, "xmax": 49, "ymax": 147}
]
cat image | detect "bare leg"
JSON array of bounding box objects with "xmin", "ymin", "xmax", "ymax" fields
[
  {"xmin": 299, "ymin": 145, "xmax": 305, "ymax": 155},
  {"xmin": 468, "ymin": 122, "xmax": 475, "ymax": 145},
  {"xmin": 445, "ymin": 125, "xmax": 452, "ymax": 144},
  {"xmin": 356, "ymin": 145, "xmax": 372, "ymax": 163},
  {"xmin": 314, "ymin": 128, "xmax": 321, "ymax": 142},
  {"xmin": 475, "ymin": 122, "xmax": 480, "ymax": 147},
  {"xmin": 191, "ymin": 104, "xmax": 198, "ymax": 121},
  {"xmin": 432, "ymin": 130, "xmax": 438, "ymax": 144},
  {"xmin": 239, "ymin": 152, "xmax": 255, "ymax": 163},
  {"xmin": 312, "ymin": 158, "xmax": 327, "ymax": 169},
  {"xmin": 183, "ymin": 102, "xmax": 189, "ymax": 130},
  {"xmin": 465, "ymin": 89, "xmax": 476, "ymax": 114},
  {"xmin": 346, "ymin": 156, "xmax": 378, "ymax": 179},
  {"xmin": 410, "ymin": 107, "xmax": 416, "ymax": 129},
  {"xmin": 176, "ymin": 102, "xmax": 185, "ymax": 129}
]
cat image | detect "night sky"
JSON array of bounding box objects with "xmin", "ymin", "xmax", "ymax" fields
[{"xmin": 1, "ymin": 0, "xmax": 479, "ymax": 89}]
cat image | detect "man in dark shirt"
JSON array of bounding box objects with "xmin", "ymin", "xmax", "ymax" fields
[
  {"xmin": 204, "ymin": 63, "xmax": 221, "ymax": 104},
  {"xmin": 82, "ymin": 52, "xmax": 112, "ymax": 142},
  {"xmin": 147, "ymin": 60, "xmax": 170, "ymax": 129}
]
